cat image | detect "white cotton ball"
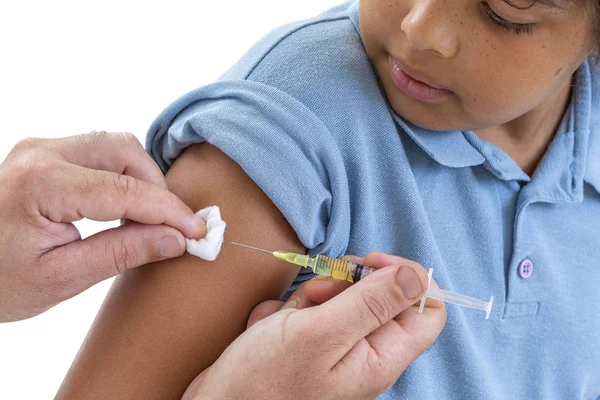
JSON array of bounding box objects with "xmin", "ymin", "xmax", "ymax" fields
[{"xmin": 185, "ymin": 206, "xmax": 226, "ymax": 261}]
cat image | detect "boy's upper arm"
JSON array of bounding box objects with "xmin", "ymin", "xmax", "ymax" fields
[{"xmin": 57, "ymin": 143, "xmax": 305, "ymax": 400}]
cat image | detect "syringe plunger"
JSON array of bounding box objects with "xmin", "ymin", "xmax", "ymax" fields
[{"xmin": 418, "ymin": 269, "xmax": 494, "ymax": 319}]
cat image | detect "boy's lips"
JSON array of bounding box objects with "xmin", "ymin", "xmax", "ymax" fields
[{"xmin": 389, "ymin": 56, "xmax": 453, "ymax": 102}]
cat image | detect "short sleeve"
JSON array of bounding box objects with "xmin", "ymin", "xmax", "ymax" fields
[{"xmin": 146, "ymin": 79, "xmax": 351, "ymax": 257}]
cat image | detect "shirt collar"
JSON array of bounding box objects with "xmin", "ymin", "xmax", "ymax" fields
[
  {"xmin": 586, "ymin": 132, "xmax": 600, "ymax": 194},
  {"xmin": 530, "ymin": 59, "xmax": 600, "ymax": 201},
  {"xmin": 393, "ymin": 117, "xmax": 486, "ymax": 168},
  {"xmin": 583, "ymin": 60, "xmax": 600, "ymax": 194}
]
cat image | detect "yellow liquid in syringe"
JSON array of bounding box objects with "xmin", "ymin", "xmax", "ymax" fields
[{"xmin": 232, "ymin": 242, "xmax": 375, "ymax": 283}]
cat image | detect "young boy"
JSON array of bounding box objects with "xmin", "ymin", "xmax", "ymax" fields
[{"xmin": 58, "ymin": 0, "xmax": 600, "ymax": 398}]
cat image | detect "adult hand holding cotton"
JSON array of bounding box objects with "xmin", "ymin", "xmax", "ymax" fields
[
  {"xmin": 185, "ymin": 206, "xmax": 226, "ymax": 261},
  {"xmin": 0, "ymin": 132, "xmax": 206, "ymax": 322}
]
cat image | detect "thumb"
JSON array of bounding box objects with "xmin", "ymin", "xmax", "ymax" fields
[
  {"xmin": 45, "ymin": 222, "xmax": 186, "ymax": 300},
  {"xmin": 308, "ymin": 263, "xmax": 427, "ymax": 356}
]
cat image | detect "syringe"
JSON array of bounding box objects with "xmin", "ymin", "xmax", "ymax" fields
[
  {"xmin": 232, "ymin": 242, "xmax": 494, "ymax": 319},
  {"xmin": 231, "ymin": 242, "xmax": 376, "ymax": 282}
]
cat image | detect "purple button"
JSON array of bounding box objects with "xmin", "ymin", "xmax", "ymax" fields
[{"xmin": 518, "ymin": 259, "xmax": 534, "ymax": 279}]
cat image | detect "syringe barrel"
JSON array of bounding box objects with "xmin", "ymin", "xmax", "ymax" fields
[
  {"xmin": 349, "ymin": 262, "xmax": 376, "ymax": 282},
  {"xmin": 312, "ymin": 255, "xmax": 376, "ymax": 282}
]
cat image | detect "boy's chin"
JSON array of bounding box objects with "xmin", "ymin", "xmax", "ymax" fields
[{"xmin": 394, "ymin": 109, "xmax": 472, "ymax": 132}]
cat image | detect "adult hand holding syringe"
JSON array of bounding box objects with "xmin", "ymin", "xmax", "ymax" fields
[
  {"xmin": 183, "ymin": 251, "xmax": 446, "ymax": 400},
  {"xmin": 234, "ymin": 242, "xmax": 494, "ymax": 320}
]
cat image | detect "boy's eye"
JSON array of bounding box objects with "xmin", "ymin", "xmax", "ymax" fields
[{"xmin": 482, "ymin": 2, "xmax": 535, "ymax": 35}]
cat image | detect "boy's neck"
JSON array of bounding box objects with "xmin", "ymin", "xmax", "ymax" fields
[{"xmin": 473, "ymin": 77, "xmax": 573, "ymax": 177}]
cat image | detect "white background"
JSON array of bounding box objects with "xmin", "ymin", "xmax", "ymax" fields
[{"xmin": 0, "ymin": 1, "xmax": 344, "ymax": 398}]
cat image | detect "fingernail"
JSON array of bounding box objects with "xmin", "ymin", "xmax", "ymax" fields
[
  {"xmin": 159, "ymin": 236, "xmax": 184, "ymax": 258},
  {"xmin": 281, "ymin": 299, "xmax": 298, "ymax": 310},
  {"xmin": 396, "ymin": 267, "xmax": 422, "ymax": 299},
  {"xmin": 187, "ymin": 216, "xmax": 207, "ymax": 239},
  {"xmin": 197, "ymin": 215, "xmax": 207, "ymax": 235}
]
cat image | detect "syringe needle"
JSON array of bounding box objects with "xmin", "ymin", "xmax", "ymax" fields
[{"xmin": 231, "ymin": 242, "xmax": 274, "ymax": 254}]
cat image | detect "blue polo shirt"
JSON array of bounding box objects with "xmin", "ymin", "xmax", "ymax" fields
[{"xmin": 146, "ymin": 1, "xmax": 600, "ymax": 398}]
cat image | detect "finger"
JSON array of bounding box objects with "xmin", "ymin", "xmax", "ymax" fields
[
  {"xmin": 39, "ymin": 222, "xmax": 187, "ymax": 300},
  {"xmin": 307, "ymin": 261, "xmax": 429, "ymax": 353},
  {"xmin": 249, "ymin": 282, "xmax": 317, "ymax": 328},
  {"xmin": 248, "ymin": 278, "xmax": 329, "ymax": 328},
  {"xmin": 336, "ymin": 269, "xmax": 446, "ymax": 388},
  {"xmin": 303, "ymin": 277, "xmax": 351, "ymax": 304},
  {"xmin": 182, "ymin": 367, "xmax": 212, "ymax": 400},
  {"xmin": 44, "ymin": 165, "xmax": 205, "ymax": 239},
  {"xmin": 49, "ymin": 132, "xmax": 169, "ymax": 190},
  {"xmin": 34, "ymin": 221, "xmax": 83, "ymax": 254},
  {"xmin": 333, "ymin": 315, "xmax": 422, "ymax": 395},
  {"xmin": 338, "ymin": 294, "xmax": 446, "ymax": 391},
  {"xmin": 280, "ymin": 278, "xmax": 332, "ymax": 311},
  {"xmin": 301, "ymin": 254, "xmax": 364, "ymax": 304},
  {"xmin": 247, "ymin": 300, "xmax": 284, "ymax": 328},
  {"xmin": 340, "ymin": 254, "xmax": 364, "ymax": 264},
  {"xmin": 362, "ymin": 251, "xmax": 410, "ymax": 269}
]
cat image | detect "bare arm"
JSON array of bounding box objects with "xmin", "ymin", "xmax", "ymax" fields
[{"xmin": 57, "ymin": 143, "xmax": 304, "ymax": 399}]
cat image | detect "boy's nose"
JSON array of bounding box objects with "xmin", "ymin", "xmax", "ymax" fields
[{"xmin": 401, "ymin": 0, "xmax": 459, "ymax": 59}]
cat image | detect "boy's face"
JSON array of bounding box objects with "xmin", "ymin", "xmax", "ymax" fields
[{"xmin": 359, "ymin": 0, "xmax": 596, "ymax": 131}]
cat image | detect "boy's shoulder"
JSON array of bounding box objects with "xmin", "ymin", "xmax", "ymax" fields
[{"xmin": 218, "ymin": 1, "xmax": 372, "ymax": 102}]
